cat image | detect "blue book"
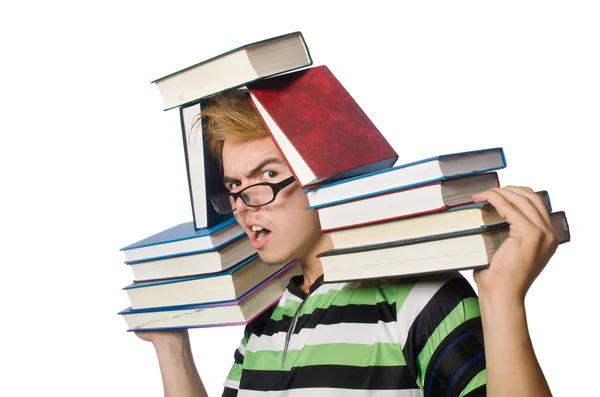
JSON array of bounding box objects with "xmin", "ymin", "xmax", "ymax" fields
[
  {"xmin": 304, "ymin": 147, "xmax": 506, "ymax": 209},
  {"xmin": 118, "ymin": 259, "xmax": 302, "ymax": 331},
  {"xmin": 123, "ymin": 254, "xmax": 292, "ymax": 311},
  {"xmin": 120, "ymin": 217, "xmax": 245, "ymax": 264}
]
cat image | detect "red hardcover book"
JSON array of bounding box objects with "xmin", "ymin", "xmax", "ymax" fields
[{"xmin": 247, "ymin": 66, "xmax": 398, "ymax": 188}]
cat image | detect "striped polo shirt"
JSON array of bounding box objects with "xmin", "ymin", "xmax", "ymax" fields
[{"xmin": 222, "ymin": 271, "xmax": 486, "ymax": 397}]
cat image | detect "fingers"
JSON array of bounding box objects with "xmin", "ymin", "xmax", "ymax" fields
[
  {"xmin": 472, "ymin": 188, "xmax": 531, "ymax": 229},
  {"xmin": 493, "ymin": 186, "xmax": 553, "ymax": 232},
  {"xmin": 503, "ymin": 186, "xmax": 553, "ymax": 230},
  {"xmin": 472, "ymin": 185, "xmax": 558, "ymax": 249}
]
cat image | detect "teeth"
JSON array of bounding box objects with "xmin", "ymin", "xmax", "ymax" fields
[
  {"xmin": 251, "ymin": 226, "xmax": 264, "ymax": 231},
  {"xmin": 257, "ymin": 230, "xmax": 266, "ymax": 241}
]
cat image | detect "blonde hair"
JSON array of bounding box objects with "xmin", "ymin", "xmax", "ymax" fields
[{"xmin": 195, "ymin": 91, "xmax": 269, "ymax": 166}]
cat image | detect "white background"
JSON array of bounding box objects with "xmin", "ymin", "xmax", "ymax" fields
[{"xmin": 1, "ymin": 1, "xmax": 598, "ymax": 396}]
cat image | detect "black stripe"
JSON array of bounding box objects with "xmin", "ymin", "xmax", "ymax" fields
[
  {"xmin": 463, "ymin": 384, "xmax": 486, "ymax": 397},
  {"xmin": 233, "ymin": 348, "xmax": 244, "ymax": 364},
  {"xmin": 402, "ymin": 276, "xmax": 478, "ymax": 379},
  {"xmin": 240, "ymin": 365, "xmax": 418, "ymax": 391},
  {"xmin": 260, "ymin": 302, "xmax": 397, "ymax": 337},
  {"xmin": 425, "ymin": 318, "xmax": 485, "ymax": 397},
  {"xmin": 246, "ymin": 303, "xmax": 277, "ymax": 338},
  {"xmin": 222, "ymin": 386, "xmax": 238, "ymax": 397}
]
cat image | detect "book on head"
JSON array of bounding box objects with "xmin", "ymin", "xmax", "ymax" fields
[
  {"xmin": 318, "ymin": 211, "xmax": 570, "ymax": 283},
  {"xmin": 180, "ymin": 99, "xmax": 237, "ymax": 230},
  {"xmin": 119, "ymin": 260, "xmax": 302, "ymax": 331},
  {"xmin": 304, "ymin": 147, "xmax": 507, "ymax": 208},
  {"xmin": 316, "ymin": 172, "xmax": 500, "ymax": 232},
  {"xmin": 152, "ymin": 31, "xmax": 313, "ymax": 110},
  {"xmin": 247, "ymin": 65, "xmax": 398, "ymax": 189}
]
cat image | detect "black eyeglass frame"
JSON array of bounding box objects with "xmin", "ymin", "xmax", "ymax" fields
[{"xmin": 209, "ymin": 176, "xmax": 296, "ymax": 214}]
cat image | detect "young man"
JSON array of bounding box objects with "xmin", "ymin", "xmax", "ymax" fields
[{"xmin": 137, "ymin": 93, "xmax": 558, "ymax": 397}]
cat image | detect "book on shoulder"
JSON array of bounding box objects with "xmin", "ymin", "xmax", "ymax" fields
[
  {"xmin": 120, "ymin": 217, "xmax": 243, "ymax": 263},
  {"xmin": 126, "ymin": 233, "xmax": 255, "ymax": 282},
  {"xmin": 247, "ymin": 65, "xmax": 398, "ymax": 188},
  {"xmin": 152, "ymin": 31, "xmax": 313, "ymax": 110},
  {"xmin": 316, "ymin": 172, "xmax": 500, "ymax": 232},
  {"xmin": 123, "ymin": 253, "xmax": 288, "ymax": 310},
  {"xmin": 318, "ymin": 211, "xmax": 570, "ymax": 283},
  {"xmin": 119, "ymin": 260, "xmax": 302, "ymax": 331},
  {"xmin": 327, "ymin": 190, "xmax": 551, "ymax": 249},
  {"xmin": 304, "ymin": 147, "xmax": 506, "ymax": 208}
]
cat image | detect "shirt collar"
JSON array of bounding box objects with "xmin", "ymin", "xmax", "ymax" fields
[{"xmin": 286, "ymin": 273, "xmax": 325, "ymax": 300}]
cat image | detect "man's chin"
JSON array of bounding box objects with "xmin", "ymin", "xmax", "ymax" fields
[{"xmin": 256, "ymin": 250, "xmax": 294, "ymax": 266}]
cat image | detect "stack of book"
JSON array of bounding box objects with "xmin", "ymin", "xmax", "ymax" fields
[
  {"xmin": 239, "ymin": 43, "xmax": 572, "ymax": 284},
  {"xmin": 118, "ymin": 32, "xmax": 313, "ymax": 332},
  {"xmin": 119, "ymin": 30, "xmax": 571, "ymax": 331}
]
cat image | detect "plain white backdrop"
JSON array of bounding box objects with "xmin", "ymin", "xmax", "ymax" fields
[{"xmin": 1, "ymin": 1, "xmax": 598, "ymax": 396}]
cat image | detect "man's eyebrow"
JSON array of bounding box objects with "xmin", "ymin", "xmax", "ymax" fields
[{"xmin": 223, "ymin": 157, "xmax": 285, "ymax": 185}]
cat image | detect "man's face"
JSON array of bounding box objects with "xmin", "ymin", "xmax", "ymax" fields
[{"xmin": 222, "ymin": 137, "xmax": 323, "ymax": 265}]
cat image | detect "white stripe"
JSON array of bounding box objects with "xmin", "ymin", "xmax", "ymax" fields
[
  {"xmin": 239, "ymin": 387, "xmax": 423, "ymax": 397},
  {"xmin": 396, "ymin": 273, "xmax": 461, "ymax": 348},
  {"xmin": 312, "ymin": 281, "xmax": 361, "ymax": 295},
  {"xmin": 224, "ymin": 380, "xmax": 240, "ymax": 390},
  {"xmin": 278, "ymin": 291, "xmax": 303, "ymax": 306},
  {"xmin": 247, "ymin": 321, "xmax": 400, "ymax": 353},
  {"xmin": 237, "ymin": 344, "xmax": 246, "ymax": 355}
]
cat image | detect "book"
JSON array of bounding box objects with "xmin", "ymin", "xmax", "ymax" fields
[
  {"xmin": 120, "ymin": 217, "xmax": 243, "ymax": 263},
  {"xmin": 247, "ymin": 65, "xmax": 398, "ymax": 188},
  {"xmin": 327, "ymin": 190, "xmax": 551, "ymax": 249},
  {"xmin": 315, "ymin": 172, "xmax": 500, "ymax": 232},
  {"xmin": 124, "ymin": 253, "xmax": 287, "ymax": 310},
  {"xmin": 126, "ymin": 233, "xmax": 255, "ymax": 282},
  {"xmin": 317, "ymin": 211, "xmax": 570, "ymax": 283},
  {"xmin": 152, "ymin": 31, "xmax": 313, "ymax": 110},
  {"xmin": 179, "ymin": 100, "xmax": 235, "ymax": 229},
  {"xmin": 119, "ymin": 260, "xmax": 302, "ymax": 331},
  {"xmin": 304, "ymin": 147, "xmax": 507, "ymax": 208}
]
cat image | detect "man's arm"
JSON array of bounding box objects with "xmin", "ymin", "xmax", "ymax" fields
[
  {"xmin": 137, "ymin": 330, "xmax": 208, "ymax": 397},
  {"xmin": 472, "ymin": 186, "xmax": 558, "ymax": 397}
]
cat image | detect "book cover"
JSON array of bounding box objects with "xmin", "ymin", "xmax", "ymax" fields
[
  {"xmin": 152, "ymin": 31, "xmax": 313, "ymax": 110},
  {"xmin": 121, "ymin": 217, "xmax": 238, "ymax": 251},
  {"xmin": 180, "ymin": 100, "xmax": 234, "ymax": 230},
  {"xmin": 247, "ymin": 65, "xmax": 398, "ymax": 188},
  {"xmin": 121, "ymin": 256, "xmax": 296, "ymax": 310},
  {"xmin": 302, "ymin": 147, "xmax": 506, "ymax": 194},
  {"xmin": 318, "ymin": 210, "xmax": 570, "ymax": 258}
]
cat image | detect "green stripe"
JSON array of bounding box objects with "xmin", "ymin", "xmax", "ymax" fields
[
  {"xmin": 271, "ymin": 282, "xmax": 415, "ymax": 321},
  {"xmin": 459, "ymin": 369, "xmax": 486, "ymax": 396},
  {"xmin": 244, "ymin": 343, "xmax": 406, "ymax": 371},
  {"xmin": 226, "ymin": 363, "xmax": 242, "ymax": 382},
  {"xmin": 416, "ymin": 297, "xmax": 481, "ymax": 387}
]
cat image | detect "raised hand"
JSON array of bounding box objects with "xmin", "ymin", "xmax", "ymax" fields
[{"xmin": 471, "ymin": 186, "xmax": 559, "ymax": 301}]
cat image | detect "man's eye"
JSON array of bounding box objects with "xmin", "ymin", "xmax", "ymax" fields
[
  {"xmin": 229, "ymin": 181, "xmax": 241, "ymax": 190},
  {"xmin": 262, "ymin": 170, "xmax": 278, "ymax": 180}
]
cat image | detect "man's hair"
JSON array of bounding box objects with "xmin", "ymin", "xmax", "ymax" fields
[{"xmin": 196, "ymin": 91, "xmax": 269, "ymax": 166}]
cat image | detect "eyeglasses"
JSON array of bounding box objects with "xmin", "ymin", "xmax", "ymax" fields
[{"xmin": 210, "ymin": 176, "xmax": 296, "ymax": 214}]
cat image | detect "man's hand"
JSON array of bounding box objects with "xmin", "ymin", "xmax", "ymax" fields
[
  {"xmin": 471, "ymin": 185, "xmax": 559, "ymax": 302},
  {"xmin": 134, "ymin": 329, "xmax": 208, "ymax": 397}
]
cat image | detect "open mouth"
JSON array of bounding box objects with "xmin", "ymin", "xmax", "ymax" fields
[{"xmin": 252, "ymin": 225, "xmax": 272, "ymax": 242}]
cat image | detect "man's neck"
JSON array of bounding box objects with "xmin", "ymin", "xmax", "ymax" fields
[{"xmin": 297, "ymin": 233, "xmax": 333, "ymax": 294}]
